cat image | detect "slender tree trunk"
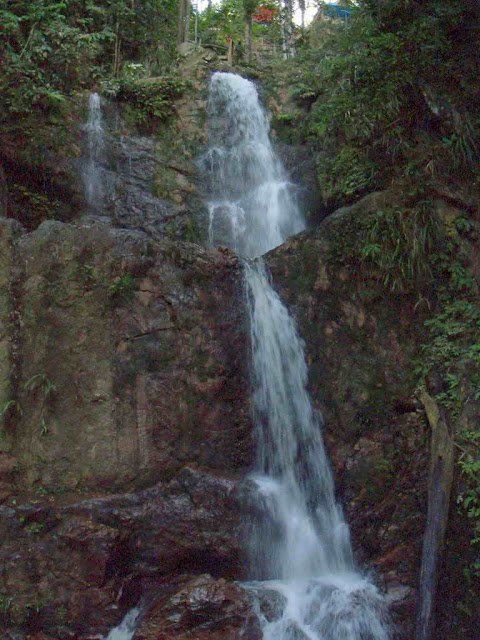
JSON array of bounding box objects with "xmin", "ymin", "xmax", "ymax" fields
[
  {"xmin": 281, "ymin": 16, "xmax": 287, "ymax": 59},
  {"xmin": 282, "ymin": 0, "xmax": 294, "ymax": 58},
  {"xmin": 19, "ymin": 23, "xmax": 38, "ymax": 60},
  {"xmin": 184, "ymin": 0, "xmax": 191, "ymax": 42},
  {"xmin": 113, "ymin": 20, "xmax": 121, "ymax": 76},
  {"xmin": 0, "ymin": 165, "xmax": 9, "ymax": 218},
  {"xmin": 177, "ymin": 0, "xmax": 190, "ymax": 44},
  {"xmin": 177, "ymin": 0, "xmax": 185, "ymax": 43},
  {"xmin": 245, "ymin": 15, "xmax": 252, "ymax": 63},
  {"xmin": 298, "ymin": 0, "xmax": 305, "ymax": 29},
  {"xmin": 194, "ymin": 5, "xmax": 198, "ymax": 44},
  {"xmin": 415, "ymin": 392, "xmax": 454, "ymax": 640}
]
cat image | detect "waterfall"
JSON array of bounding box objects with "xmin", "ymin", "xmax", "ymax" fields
[
  {"xmin": 104, "ymin": 607, "xmax": 140, "ymax": 640},
  {"xmin": 203, "ymin": 73, "xmax": 304, "ymax": 257},
  {"xmin": 83, "ymin": 92, "xmax": 106, "ymax": 210},
  {"xmin": 204, "ymin": 71, "xmax": 390, "ymax": 640}
]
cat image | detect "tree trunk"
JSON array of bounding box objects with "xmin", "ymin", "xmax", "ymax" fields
[
  {"xmin": 177, "ymin": 0, "xmax": 184, "ymax": 44},
  {"xmin": 184, "ymin": 0, "xmax": 191, "ymax": 43},
  {"xmin": 177, "ymin": 0, "xmax": 190, "ymax": 44},
  {"xmin": 0, "ymin": 165, "xmax": 9, "ymax": 218},
  {"xmin": 298, "ymin": 0, "xmax": 305, "ymax": 29},
  {"xmin": 415, "ymin": 392, "xmax": 454, "ymax": 640},
  {"xmin": 245, "ymin": 15, "xmax": 252, "ymax": 63},
  {"xmin": 113, "ymin": 20, "xmax": 121, "ymax": 76},
  {"xmin": 282, "ymin": 0, "xmax": 294, "ymax": 58}
]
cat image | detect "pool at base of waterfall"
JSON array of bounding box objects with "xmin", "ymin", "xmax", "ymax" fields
[{"xmin": 243, "ymin": 575, "xmax": 390, "ymax": 640}]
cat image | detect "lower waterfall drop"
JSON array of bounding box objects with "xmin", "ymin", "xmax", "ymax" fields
[
  {"xmin": 105, "ymin": 607, "xmax": 140, "ymax": 640},
  {"xmin": 244, "ymin": 261, "xmax": 389, "ymax": 640},
  {"xmin": 205, "ymin": 71, "xmax": 390, "ymax": 639}
]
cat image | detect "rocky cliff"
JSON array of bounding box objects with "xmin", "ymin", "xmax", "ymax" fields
[
  {"xmin": 0, "ymin": 203, "xmax": 427, "ymax": 639},
  {"xmin": 266, "ymin": 190, "xmax": 480, "ymax": 639},
  {"xmin": 0, "ymin": 212, "xmax": 257, "ymax": 636},
  {"xmin": 0, "ymin": 49, "xmax": 474, "ymax": 640},
  {"xmin": 267, "ymin": 193, "xmax": 431, "ymax": 636}
]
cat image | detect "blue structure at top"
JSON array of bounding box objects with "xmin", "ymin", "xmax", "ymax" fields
[{"xmin": 323, "ymin": 4, "xmax": 351, "ymax": 21}]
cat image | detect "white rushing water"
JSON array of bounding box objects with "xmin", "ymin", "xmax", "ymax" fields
[
  {"xmin": 83, "ymin": 92, "xmax": 106, "ymax": 209},
  {"xmin": 205, "ymin": 71, "xmax": 390, "ymax": 640},
  {"xmin": 105, "ymin": 607, "xmax": 140, "ymax": 640},
  {"xmin": 204, "ymin": 73, "xmax": 304, "ymax": 257}
]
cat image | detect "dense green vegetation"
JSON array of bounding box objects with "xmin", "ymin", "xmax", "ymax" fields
[
  {"xmin": 290, "ymin": 0, "xmax": 480, "ymax": 205},
  {"xmin": 0, "ymin": 0, "xmax": 181, "ymax": 223},
  {"xmin": 0, "ymin": 0, "xmax": 178, "ymax": 123},
  {"xmin": 198, "ymin": 0, "xmax": 282, "ymax": 55}
]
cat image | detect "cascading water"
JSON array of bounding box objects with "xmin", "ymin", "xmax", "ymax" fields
[
  {"xmin": 105, "ymin": 607, "xmax": 140, "ymax": 640},
  {"xmin": 83, "ymin": 92, "xmax": 106, "ymax": 209},
  {"xmin": 204, "ymin": 71, "xmax": 390, "ymax": 640},
  {"xmin": 204, "ymin": 74, "xmax": 304, "ymax": 257}
]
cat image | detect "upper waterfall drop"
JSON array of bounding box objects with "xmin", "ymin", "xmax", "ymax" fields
[
  {"xmin": 82, "ymin": 91, "xmax": 106, "ymax": 210},
  {"xmin": 203, "ymin": 72, "xmax": 304, "ymax": 258},
  {"xmin": 204, "ymin": 71, "xmax": 390, "ymax": 640}
]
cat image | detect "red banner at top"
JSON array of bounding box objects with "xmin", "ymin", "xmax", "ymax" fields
[{"xmin": 253, "ymin": 6, "xmax": 278, "ymax": 22}]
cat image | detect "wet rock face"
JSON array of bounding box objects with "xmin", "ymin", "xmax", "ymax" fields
[
  {"xmin": 0, "ymin": 468, "xmax": 248, "ymax": 638},
  {"xmin": 0, "ymin": 49, "xmax": 212, "ymax": 237},
  {"xmin": 275, "ymin": 142, "xmax": 325, "ymax": 227},
  {"xmin": 66, "ymin": 467, "xmax": 245, "ymax": 580},
  {"xmin": 78, "ymin": 122, "xmax": 203, "ymax": 241},
  {"xmin": 134, "ymin": 575, "xmax": 261, "ymax": 640},
  {"xmin": 267, "ymin": 193, "xmax": 431, "ymax": 635},
  {"xmin": 0, "ymin": 218, "xmax": 251, "ymax": 489},
  {"xmin": 0, "ymin": 213, "xmax": 254, "ymax": 638}
]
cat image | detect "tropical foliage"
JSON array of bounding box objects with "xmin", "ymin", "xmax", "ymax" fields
[
  {"xmin": 292, "ymin": 0, "xmax": 480, "ymax": 204},
  {"xmin": 0, "ymin": 0, "xmax": 177, "ymax": 122}
]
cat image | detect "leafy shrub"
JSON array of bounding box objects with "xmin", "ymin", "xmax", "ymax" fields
[
  {"xmin": 317, "ymin": 146, "xmax": 377, "ymax": 202},
  {"xmin": 294, "ymin": 0, "xmax": 480, "ymax": 202},
  {"xmin": 457, "ymin": 428, "xmax": 480, "ymax": 577},
  {"xmin": 357, "ymin": 199, "xmax": 441, "ymax": 293},
  {"xmin": 117, "ymin": 76, "xmax": 188, "ymax": 123},
  {"xmin": 108, "ymin": 274, "xmax": 135, "ymax": 305},
  {"xmin": 417, "ymin": 300, "xmax": 480, "ymax": 411}
]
